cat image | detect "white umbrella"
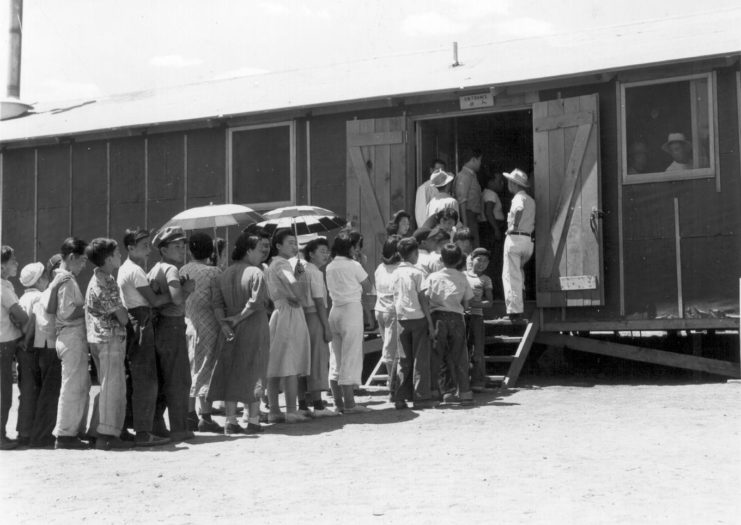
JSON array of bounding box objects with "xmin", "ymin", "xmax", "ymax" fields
[
  {"xmin": 256, "ymin": 205, "xmax": 346, "ymax": 236},
  {"xmin": 162, "ymin": 203, "xmax": 264, "ymax": 230}
]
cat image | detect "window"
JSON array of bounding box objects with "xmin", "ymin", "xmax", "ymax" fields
[
  {"xmin": 228, "ymin": 122, "xmax": 295, "ymax": 208},
  {"xmin": 620, "ymin": 73, "xmax": 716, "ymax": 184}
]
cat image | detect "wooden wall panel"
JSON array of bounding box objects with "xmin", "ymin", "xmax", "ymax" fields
[
  {"xmin": 71, "ymin": 141, "xmax": 108, "ymax": 242},
  {"xmin": 147, "ymin": 133, "xmax": 185, "ymax": 231},
  {"xmin": 36, "ymin": 145, "xmax": 70, "ymax": 258},
  {"xmin": 622, "ymin": 238, "xmax": 678, "ymax": 316},
  {"xmin": 2, "ymin": 149, "xmax": 35, "ymax": 284},
  {"xmin": 308, "ymin": 116, "xmax": 346, "ymax": 218},
  {"xmin": 110, "ymin": 137, "xmax": 146, "ymax": 238},
  {"xmin": 681, "ymin": 236, "xmax": 737, "ymax": 306},
  {"xmin": 186, "ymin": 128, "xmax": 225, "ymax": 206}
]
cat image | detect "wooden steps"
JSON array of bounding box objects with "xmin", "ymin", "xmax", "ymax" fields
[{"xmin": 483, "ymin": 316, "xmax": 540, "ymax": 391}]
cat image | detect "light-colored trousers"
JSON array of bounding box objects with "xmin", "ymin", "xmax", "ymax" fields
[
  {"xmin": 328, "ymin": 302, "xmax": 364, "ymax": 386},
  {"xmin": 502, "ymin": 235, "xmax": 533, "ymax": 314},
  {"xmin": 53, "ymin": 325, "xmax": 90, "ymax": 437},
  {"xmin": 374, "ymin": 310, "xmax": 399, "ymax": 368},
  {"xmin": 88, "ymin": 336, "xmax": 126, "ymax": 437}
]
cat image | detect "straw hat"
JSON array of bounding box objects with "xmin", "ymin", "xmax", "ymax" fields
[
  {"xmin": 429, "ymin": 169, "xmax": 454, "ymax": 188},
  {"xmin": 503, "ymin": 168, "xmax": 530, "ymax": 188},
  {"xmin": 20, "ymin": 262, "xmax": 44, "ymax": 287},
  {"xmin": 661, "ymin": 132, "xmax": 692, "ymax": 154}
]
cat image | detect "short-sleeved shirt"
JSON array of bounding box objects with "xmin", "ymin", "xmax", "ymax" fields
[
  {"xmin": 422, "ymin": 252, "xmax": 444, "ymax": 275},
  {"xmin": 180, "ymin": 261, "xmax": 220, "ymax": 322},
  {"xmin": 56, "ymin": 271, "xmax": 85, "ymax": 331},
  {"xmin": 483, "ymin": 188, "xmax": 505, "ymax": 221},
  {"xmin": 19, "ymin": 288, "xmax": 54, "ymax": 348},
  {"xmin": 374, "ymin": 263, "xmax": 398, "ymax": 314},
  {"xmin": 295, "ymin": 260, "xmax": 327, "ymax": 312},
  {"xmin": 465, "ymin": 270, "xmax": 493, "ymax": 316},
  {"xmin": 148, "ymin": 261, "xmax": 184, "ymax": 317},
  {"xmin": 424, "ymin": 268, "xmax": 474, "ymax": 315},
  {"xmin": 508, "ymin": 190, "xmax": 536, "ymax": 234},
  {"xmin": 425, "ymin": 194, "xmax": 459, "ymax": 222},
  {"xmin": 326, "ymin": 256, "xmax": 367, "ymax": 306},
  {"xmin": 391, "ymin": 262, "xmax": 426, "ymax": 321},
  {"xmin": 85, "ymin": 267, "xmax": 126, "ymax": 343},
  {"xmin": 455, "ymin": 166, "xmax": 483, "ymax": 214},
  {"xmin": 415, "ymin": 182, "xmax": 440, "ymax": 230},
  {"xmin": 117, "ymin": 258, "xmax": 151, "ymax": 310},
  {"xmin": 1, "ymin": 278, "xmax": 22, "ymax": 342}
]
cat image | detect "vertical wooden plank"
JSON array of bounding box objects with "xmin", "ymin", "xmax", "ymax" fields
[
  {"xmin": 546, "ymin": 99, "xmax": 565, "ymax": 307},
  {"xmin": 37, "ymin": 144, "xmax": 71, "ymax": 259},
  {"xmin": 1, "ymin": 149, "xmax": 35, "ymax": 280},
  {"xmin": 106, "ymin": 142, "xmax": 111, "ymax": 237},
  {"xmin": 358, "ymin": 118, "xmax": 378, "ymax": 272},
  {"xmin": 71, "ymin": 141, "xmax": 108, "ymax": 244},
  {"xmin": 147, "ymin": 132, "xmax": 185, "ymax": 231},
  {"xmin": 346, "ymin": 119, "xmax": 361, "ymax": 227},
  {"xmin": 674, "ymin": 197, "xmax": 683, "ymax": 317},
  {"xmin": 533, "ymin": 100, "xmax": 552, "ymax": 307},
  {"xmin": 186, "ymin": 127, "xmax": 226, "ymax": 208},
  {"xmin": 563, "ymin": 96, "xmax": 583, "ymax": 306},
  {"xmin": 109, "ymin": 137, "xmax": 146, "ymax": 243},
  {"xmin": 389, "ymin": 117, "xmax": 407, "ymax": 220}
]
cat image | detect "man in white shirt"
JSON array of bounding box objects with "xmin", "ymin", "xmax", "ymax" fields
[
  {"xmin": 414, "ymin": 159, "xmax": 446, "ymax": 228},
  {"xmin": 425, "ymin": 169, "xmax": 459, "ymax": 222}
]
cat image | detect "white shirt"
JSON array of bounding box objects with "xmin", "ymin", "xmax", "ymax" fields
[
  {"xmin": 483, "ymin": 188, "xmax": 505, "ymax": 221},
  {"xmin": 1, "ymin": 279, "xmax": 22, "ymax": 342},
  {"xmin": 425, "ymin": 194, "xmax": 459, "ymax": 222},
  {"xmin": 391, "ymin": 262, "xmax": 426, "ymax": 320},
  {"xmin": 415, "ymin": 182, "xmax": 439, "ymax": 229},
  {"xmin": 55, "ymin": 271, "xmax": 85, "ymax": 331},
  {"xmin": 326, "ymin": 256, "xmax": 368, "ymax": 307},
  {"xmin": 19, "ymin": 288, "xmax": 55, "ymax": 349},
  {"xmin": 508, "ymin": 191, "xmax": 536, "ymax": 234},
  {"xmin": 117, "ymin": 258, "xmax": 150, "ymax": 310},
  {"xmin": 374, "ymin": 263, "xmax": 398, "ymax": 314}
]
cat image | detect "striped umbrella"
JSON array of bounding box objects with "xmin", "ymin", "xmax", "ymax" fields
[
  {"xmin": 163, "ymin": 203, "xmax": 264, "ymax": 230},
  {"xmin": 255, "ymin": 205, "xmax": 347, "ymax": 236}
]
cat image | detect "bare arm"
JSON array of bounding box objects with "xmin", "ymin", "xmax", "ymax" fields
[
  {"xmin": 167, "ymin": 280, "xmax": 186, "ymax": 306},
  {"xmin": 113, "ymin": 306, "xmax": 129, "ymax": 327},
  {"xmin": 136, "ymin": 285, "xmax": 172, "ymax": 307},
  {"xmin": 314, "ymin": 298, "xmax": 332, "ymax": 343},
  {"xmin": 360, "ymin": 277, "xmax": 373, "ymax": 295},
  {"xmin": 417, "ymin": 292, "xmax": 435, "ymax": 339},
  {"xmin": 485, "ymin": 202, "xmax": 503, "ymax": 241},
  {"xmin": 9, "ymin": 303, "xmax": 29, "ymax": 329},
  {"xmin": 482, "ymin": 286, "xmax": 494, "ymax": 309},
  {"xmin": 21, "ymin": 313, "xmax": 35, "ymax": 350},
  {"xmin": 44, "ymin": 273, "xmax": 71, "ymax": 314}
]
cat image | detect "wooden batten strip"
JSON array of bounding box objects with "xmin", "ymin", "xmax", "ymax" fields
[
  {"xmin": 144, "ymin": 137, "xmax": 149, "ymax": 229},
  {"xmin": 68, "ymin": 143, "xmax": 73, "ymax": 235},
  {"xmin": 106, "ymin": 141, "xmax": 111, "ymax": 237},
  {"xmin": 183, "ymin": 133, "xmax": 188, "ymax": 210},
  {"xmin": 533, "ymin": 111, "xmax": 593, "ymax": 132},
  {"xmin": 33, "ymin": 149, "xmax": 38, "ymax": 260},
  {"xmin": 674, "ymin": 198, "xmax": 683, "ymax": 317},
  {"xmin": 536, "ymin": 332, "xmax": 740, "ymax": 378},
  {"xmin": 347, "ymin": 130, "xmax": 404, "ymax": 148}
]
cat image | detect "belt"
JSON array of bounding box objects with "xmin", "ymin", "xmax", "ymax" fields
[{"xmin": 507, "ymin": 231, "xmax": 533, "ymax": 238}]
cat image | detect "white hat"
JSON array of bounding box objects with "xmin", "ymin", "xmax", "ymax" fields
[
  {"xmin": 429, "ymin": 169, "xmax": 454, "ymax": 188},
  {"xmin": 503, "ymin": 168, "xmax": 530, "ymax": 188},
  {"xmin": 20, "ymin": 262, "xmax": 44, "ymax": 287},
  {"xmin": 662, "ymin": 132, "xmax": 692, "ymax": 154}
]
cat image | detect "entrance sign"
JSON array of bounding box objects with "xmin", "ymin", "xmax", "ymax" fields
[{"xmin": 459, "ymin": 93, "xmax": 494, "ymax": 110}]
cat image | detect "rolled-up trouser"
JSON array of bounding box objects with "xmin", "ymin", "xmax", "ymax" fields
[
  {"xmin": 466, "ymin": 314, "xmax": 486, "ymax": 387},
  {"xmin": 503, "ymin": 235, "xmax": 533, "ymax": 314},
  {"xmin": 0, "ymin": 340, "xmax": 18, "ymax": 437},
  {"xmin": 431, "ymin": 311, "xmax": 471, "ymax": 397},
  {"xmin": 305, "ymin": 311, "xmax": 330, "ymax": 392},
  {"xmin": 328, "ymin": 302, "xmax": 363, "ymax": 386},
  {"xmin": 375, "ymin": 310, "xmax": 400, "ymax": 393},
  {"xmin": 126, "ymin": 307, "xmax": 158, "ymax": 432},
  {"xmin": 396, "ymin": 318, "xmax": 431, "ymax": 403},
  {"xmin": 153, "ymin": 316, "xmax": 191, "ymax": 433},
  {"xmin": 54, "ymin": 326, "xmax": 90, "ymax": 437},
  {"xmin": 88, "ymin": 336, "xmax": 127, "ymax": 437}
]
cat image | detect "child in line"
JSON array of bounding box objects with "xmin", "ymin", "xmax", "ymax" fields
[
  {"xmin": 385, "ymin": 210, "xmax": 412, "ymax": 238},
  {"xmin": 1, "ymin": 246, "xmax": 29, "ymax": 450},
  {"xmin": 180, "ymin": 232, "xmax": 223, "ymax": 433},
  {"xmin": 452, "ymin": 227, "xmax": 474, "ymax": 270},
  {"xmin": 296, "ymin": 237, "xmax": 337, "ymax": 417},
  {"xmin": 326, "ymin": 232, "xmax": 373, "ymax": 414},
  {"xmin": 465, "ymin": 248, "xmax": 494, "ymax": 393},
  {"xmin": 53, "ymin": 237, "xmax": 90, "ymax": 450},
  {"xmin": 265, "ymin": 229, "xmax": 311, "ymax": 423},
  {"xmin": 422, "ymin": 228, "xmax": 450, "ymax": 275},
  {"xmin": 16, "ymin": 261, "xmax": 67, "ymax": 448},
  {"xmin": 374, "ymin": 235, "xmax": 402, "ymax": 401},
  {"xmin": 84, "ymin": 238, "xmax": 132, "ymax": 450},
  {"xmin": 391, "ymin": 237, "xmax": 436, "ymax": 410},
  {"xmin": 148, "ymin": 226, "xmax": 194, "ymax": 442},
  {"xmin": 117, "ymin": 228, "xmax": 170, "ymax": 447},
  {"xmin": 425, "ymin": 243, "xmax": 474, "ymax": 405}
]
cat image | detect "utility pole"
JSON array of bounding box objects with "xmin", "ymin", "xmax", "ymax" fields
[{"xmin": 1, "ymin": 0, "xmax": 32, "ymax": 120}]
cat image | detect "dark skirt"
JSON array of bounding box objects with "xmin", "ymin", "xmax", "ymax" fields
[{"xmin": 207, "ymin": 314, "xmax": 269, "ymax": 405}]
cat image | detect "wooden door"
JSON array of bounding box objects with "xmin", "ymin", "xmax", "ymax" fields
[
  {"xmin": 346, "ymin": 117, "xmax": 407, "ymax": 272},
  {"xmin": 533, "ymin": 94, "xmax": 604, "ymax": 307}
]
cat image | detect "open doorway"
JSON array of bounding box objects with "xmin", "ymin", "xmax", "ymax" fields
[{"xmin": 415, "ymin": 109, "xmax": 535, "ymax": 300}]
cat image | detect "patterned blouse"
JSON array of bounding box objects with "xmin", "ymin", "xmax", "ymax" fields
[{"xmin": 85, "ymin": 267, "xmax": 126, "ymax": 343}]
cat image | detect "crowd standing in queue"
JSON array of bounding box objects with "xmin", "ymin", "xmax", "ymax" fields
[{"xmin": 0, "ymin": 148, "xmax": 534, "ymax": 450}]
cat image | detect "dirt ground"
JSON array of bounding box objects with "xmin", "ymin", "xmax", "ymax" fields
[{"xmin": 1, "ymin": 378, "xmax": 740, "ymax": 525}]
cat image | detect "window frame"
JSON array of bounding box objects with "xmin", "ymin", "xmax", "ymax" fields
[
  {"xmin": 226, "ymin": 121, "xmax": 296, "ymax": 209},
  {"xmin": 620, "ymin": 72, "xmax": 717, "ymax": 185}
]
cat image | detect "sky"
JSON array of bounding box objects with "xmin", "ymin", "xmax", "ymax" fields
[{"xmin": 1, "ymin": 0, "xmax": 739, "ymax": 104}]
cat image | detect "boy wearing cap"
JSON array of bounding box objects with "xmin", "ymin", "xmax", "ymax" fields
[
  {"xmin": 53, "ymin": 237, "xmax": 91, "ymax": 450},
  {"xmin": 148, "ymin": 226, "xmax": 194, "ymax": 442},
  {"xmin": 391, "ymin": 237, "xmax": 436, "ymax": 409},
  {"xmin": 424, "ymin": 243, "xmax": 474, "ymax": 405},
  {"xmin": 425, "ymin": 169, "xmax": 459, "ymax": 221},
  {"xmin": 1, "ymin": 246, "xmax": 29, "ymax": 450},
  {"xmin": 502, "ymin": 169, "xmax": 535, "ymax": 321},
  {"xmin": 465, "ymin": 248, "xmax": 494, "ymax": 392},
  {"xmin": 84, "ymin": 238, "xmax": 133, "ymax": 450},
  {"xmin": 117, "ymin": 229, "xmax": 170, "ymax": 446}
]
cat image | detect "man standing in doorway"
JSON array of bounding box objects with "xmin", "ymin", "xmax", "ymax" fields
[
  {"xmin": 455, "ymin": 147, "xmax": 484, "ymax": 247},
  {"xmin": 415, "ymin": 159, "xmax": 446, "ymax": 229}
]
